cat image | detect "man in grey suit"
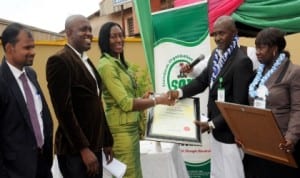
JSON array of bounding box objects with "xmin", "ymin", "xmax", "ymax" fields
[
  {"xmin": 168, "ymin": 16, "xmax": 253, "ymax": 178},
  {"xmin": 46, "ymin": 15, "xmax": 113, "ymax": 178},
  {"xmin": 0, "ymin": 23, "xmax": 53, "ymax": 178}
]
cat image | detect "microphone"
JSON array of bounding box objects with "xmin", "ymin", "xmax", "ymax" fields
[{"xmin": 189, "ymin": 54, "xmax": 205, "ymax": 68}]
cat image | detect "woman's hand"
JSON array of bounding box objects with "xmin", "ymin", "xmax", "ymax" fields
[
  {"xmin": 167, "ymin": 90, "xmax": 179, "ymax": 101},
  {"xmin": 156, "ymin": 93, "xmax": 176, "ymax": 106},
  {"xmin": 234, "ymin": 138, "xmax": 244, "ymax": 148},
  {"xmin": 279, "ymin": 139, "xmax": 295, "ymax": 153},
  {"xmin": 142, "ymin": 91, "xmax": 153, "ymax": 99}
]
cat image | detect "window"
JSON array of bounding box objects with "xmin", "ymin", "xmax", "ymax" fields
[{"xmin": 127, "ymin": 17, "xmax": 134, "ymax": 36}]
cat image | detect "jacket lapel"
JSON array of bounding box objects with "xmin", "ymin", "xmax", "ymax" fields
[
  {"xmin": 1, "ymin": 59, "xmax": 34, "ymax": 132},
  {"xmin": 65, "ymin": 46, "xmax": 100, "ymax": 93}
]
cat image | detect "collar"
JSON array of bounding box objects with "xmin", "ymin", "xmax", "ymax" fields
[
  {"xmin": 6, "ymin": 60, "xmax": 26, "ymax": 79},
  {"xmin": 103, "ymin": 53, "xmax": 123, "ymax": 64},
  {"xmin": 67, "ymin": 44, "xmax": 89, "ymax": 61}
]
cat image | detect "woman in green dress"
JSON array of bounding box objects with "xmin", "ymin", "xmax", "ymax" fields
[{"xmin": 97, "ymin": 22, "xmax": 171, "ymax": 178}]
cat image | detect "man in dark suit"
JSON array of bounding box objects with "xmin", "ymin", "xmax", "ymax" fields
[
  {"xmin": 0, "ymin": 23, "xmax": 53, "ymax": 178},
  {"xmin": 168, "ymin": 16, "xmax": 253, "ymax": 178},
  {"xmin": 46, "ymin": 15, "xmax": 113, "ymax": 178}
]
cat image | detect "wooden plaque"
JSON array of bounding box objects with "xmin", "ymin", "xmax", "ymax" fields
[{"xmin": 215, "ymin": 101, "xmax": 297, "ymax": 168}]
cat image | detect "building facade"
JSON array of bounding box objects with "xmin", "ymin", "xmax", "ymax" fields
[{"xmin": 89, "ymin": 0, "xmax": 174, "ymax": 37}]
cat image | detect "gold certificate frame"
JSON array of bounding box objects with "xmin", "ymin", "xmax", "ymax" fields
[
  {"xmin": 146, "ymin": 97, "xmax": 201, "ymax": 145},
  {"xmin": 216, "ymin": 101, "xmax": 297, "ymax": 168}
]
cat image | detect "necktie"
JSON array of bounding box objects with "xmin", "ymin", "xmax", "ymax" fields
[{"xmin": 19, "ymin": 73, "xmax": 43, "ymax": 148}]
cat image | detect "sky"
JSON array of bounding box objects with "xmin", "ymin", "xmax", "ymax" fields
[{"xmin": 0, "ymin": 0, "xmax": 101, "ymax": 33}]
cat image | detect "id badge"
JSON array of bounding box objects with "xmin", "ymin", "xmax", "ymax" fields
[
  {"xmin": 217, "ymin": 89, "xmax": 225, "ymax": 102},
  {"xmin": 254, "ymin": 98, "xmax": 266, "ymax": 109}
]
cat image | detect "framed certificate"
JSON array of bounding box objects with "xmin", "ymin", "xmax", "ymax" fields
[
  {"xmin": 215, "ymin": 101, "xmax": 298, "ymax": 168},
  {"xmin": 146, "ymin": 97, "xmax": 201, "ymax": 145}
]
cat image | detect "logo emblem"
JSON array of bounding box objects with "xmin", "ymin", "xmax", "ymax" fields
[{"xmin": 163, "ymin": 54, "xmax": 193, "ymax": 90}]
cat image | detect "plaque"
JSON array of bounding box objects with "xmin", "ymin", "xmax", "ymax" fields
[{"xmin": 216, "ymin": 101, "xmax": 297, "ymax": 168}]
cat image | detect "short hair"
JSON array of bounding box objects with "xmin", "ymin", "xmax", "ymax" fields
[
  {"xmin": 65, "ymin": 14, "xmax": 86, "ymax": 31},
  {"xmin": 214, "ymin": 15, "xmax": 237, "ymax": 33},
  {"xmin": 255, "ymin": 27, "xmax": 289, "ymax": 57},
  {"xmin": 1, "ymin": 23, "xmax": 33, "ymax": 51}
]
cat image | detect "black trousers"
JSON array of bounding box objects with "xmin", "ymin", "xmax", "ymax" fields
[{"xmin": 57, "ymin": 152, "xmax": 103, "ymax": 178}]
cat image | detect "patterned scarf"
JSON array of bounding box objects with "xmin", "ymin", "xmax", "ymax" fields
[
  {"xmin": 210, "ymin": 35, "xmax": 238, "ymax": 88},
  {"xmin": 248, "ymin": 53, "xmax": 286, "ymax": 98}
]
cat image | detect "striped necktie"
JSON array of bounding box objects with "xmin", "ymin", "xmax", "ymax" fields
[{"xmin": 19, "ymin": 73, "xmax": 43, "ymax": 148}]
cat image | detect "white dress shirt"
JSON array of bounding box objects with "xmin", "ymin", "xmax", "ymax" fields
[{"xmin": 6, "ymin": 61, "xmax": 44, "ymax": 142}]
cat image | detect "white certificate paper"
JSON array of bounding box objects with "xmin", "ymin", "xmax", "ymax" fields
[
  {"xmin": 146, "ymin": 98, "xmax": 201, "ymax": 145},
  {"xmin": 102, "ymin": 152, "xmax": 127, "ymax": 178}
]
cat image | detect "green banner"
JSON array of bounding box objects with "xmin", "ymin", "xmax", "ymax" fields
[
  {"xmin": 132, "ymin": 0, "xmax": 155, "ymax": 88},
  {"xmin": 133, "ymin": 1, "xmax": 211, "ymax": 177},
  {"xmin": 152, "ymin": 3, "xmax": 210, "ymax": 94}
]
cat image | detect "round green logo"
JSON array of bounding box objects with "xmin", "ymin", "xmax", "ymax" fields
[{"xmin": 163, "ymin": 54, "xmax": 194, "ymax": 90}]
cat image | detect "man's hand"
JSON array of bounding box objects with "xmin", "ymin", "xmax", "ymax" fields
[
  {"xmin": 180, "ymin": 63, "xmax": 193, "ymax": 73},
  {"xmin": 167, "ymin": 90, "xmax": 179, "ymax": 101},
  {"xmin": 80, "ymin": 148, "xmax": 100, "ymax": 176},
  {"xmin": 103, "ymin": 147, "xmax": 114, "ymax": 164},
  {"xmin": 194, "ymin": 120, "xmax": 210, "ymax": 133},
  {"xmin": 156, "ymin": 93, "xmax": 176, "ymax": 106}
]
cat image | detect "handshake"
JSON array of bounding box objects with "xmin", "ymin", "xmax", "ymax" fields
[
  {"xmin": 143, "ymin": 90, "xmax": 211, "ymax": 133},
  {"xmin": 143, "ymin": 90, "xmax": 214, "ymax": 133},
  {"xmin": 142, "ymin": 90, "xmax": 180, "ymax": 106}
]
